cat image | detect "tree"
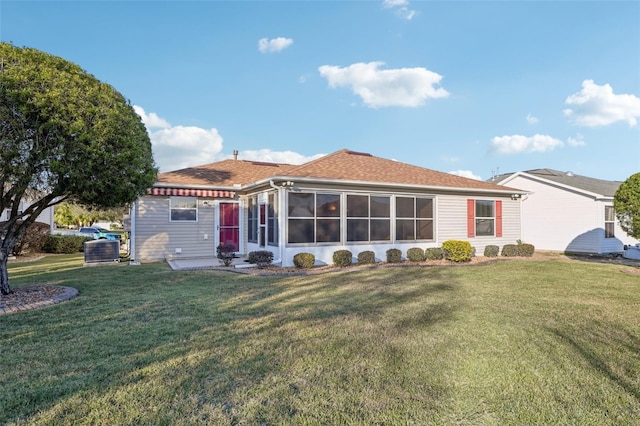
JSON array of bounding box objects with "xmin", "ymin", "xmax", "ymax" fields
[
  {"xmin": 0, "ymin": 43, "xmax": 157, "ymax": 294},
  {"xmin": 614, "ymin": 172, "xmax": 640, "ymax": 239},
  {"xmin": 54, "ymin": 202, "xmax": 129, "ymax": 228}
]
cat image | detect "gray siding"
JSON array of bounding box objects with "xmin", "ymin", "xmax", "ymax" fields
[{"xmin": 134, "ymin": 196, "xmax": 217, "ymax": 261}]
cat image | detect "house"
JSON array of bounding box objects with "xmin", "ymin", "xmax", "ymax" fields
[
  {"xmin": 492, "ymin": 168, "xmax": 638, "ymax": 254},
  {"xmin": 130, "ymin": 149, "xmax": 526, "ymax": 266},
  {"xmin": 0, "ymin": 191, "xmax": 55, "ymax": 233}
]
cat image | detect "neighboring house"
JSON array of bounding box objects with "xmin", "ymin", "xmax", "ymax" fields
[
  {"xmin": 492, "ymin": 168, "xmax": 638, "ymax": 254},
  {"xmin": 131, "ymin": 149, "xmax": 526, "ymax": 266},
  {"xmin": 1, "ymin": 196, "xmax": 55, "ymax": 233}
]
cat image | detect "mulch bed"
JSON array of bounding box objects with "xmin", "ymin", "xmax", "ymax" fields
[{"xmin": 0, "ymin": 285, "xmax": 72, "ymax": 313}]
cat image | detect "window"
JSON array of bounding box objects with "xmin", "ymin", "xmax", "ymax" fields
[
  {"xmin": 395, "ymin": 196, "xmax": 434, "ymax": 241},
  {"xmin": 288, "ymin": 192, "xmax": 340, "ymax": 243},
  {"xmin": 170, "ymin": 196, "xmax": 197, "ymax": 221},
  {"xmin": 467, "ymin": 199, "xmax": 502, "ymax": 237},
  {"xmin": 248, "ymin": 196, "xmax": 258, "ymax": 243},
  {"xmin": 605, "ymin": 206, "xmax": 615, "ymax": 238},
  {"xmin": 346, "ymin": 194, "xmax": 391, "ymax": 242},
  {"xmin": 267, "ymin": 192, "xmax": 278, "ymax": 245},
  {"xmin": 475, "ymin": 200, "xmax": 494, "ymax": 236}
]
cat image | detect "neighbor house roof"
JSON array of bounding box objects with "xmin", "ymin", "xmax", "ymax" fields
[
  {"xmin": 492, "ymin": 168, "xmax": 622, "ymax": 197},
  {"xmin": 156, "ymin": 149, "xmax": 520, "ymax": 193}
]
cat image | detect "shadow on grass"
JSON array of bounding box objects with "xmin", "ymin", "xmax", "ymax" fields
[
  {"xmin": 549, "ymin": 325, "xmax": 640, "ymax": 402},
  {"xmin": 1, "ymin": 261, "xmax": 462, "ymax": 424}
]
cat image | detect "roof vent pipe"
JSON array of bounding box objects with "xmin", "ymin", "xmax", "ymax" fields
[{"xmin": 233, "ymin": 150, "xmax": 239, "ymax": 160}]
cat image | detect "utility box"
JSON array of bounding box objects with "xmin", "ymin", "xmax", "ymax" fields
[{"xmin": 84, "ymin": 239, "xmax": 120, "ymax": 264}]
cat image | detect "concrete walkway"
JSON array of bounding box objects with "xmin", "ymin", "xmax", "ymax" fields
[{"xmin": 167, "ymin": 257, "xmax": 256, "ymax": 271}]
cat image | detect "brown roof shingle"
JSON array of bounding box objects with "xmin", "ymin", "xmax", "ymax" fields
[{"xmin": 156, "ymin": 149, "xmax": 517, "ymax": 192}]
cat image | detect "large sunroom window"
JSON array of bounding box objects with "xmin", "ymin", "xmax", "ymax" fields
[
  {"xmin": 395, "ymin": 196, "xmax": 433, "ymax": 240},
  {"xmin": 288, "ymin": 192, "xmax": 340, "ymax": 243},
  {"xmin": 346, "ymin": 195, "xmax": 391, "ymax": 242}
]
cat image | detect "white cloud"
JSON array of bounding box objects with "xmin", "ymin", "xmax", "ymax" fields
[
  {"xmin": 567, "ymin": 134, "xmax": 586, "ymax": 147},
  {"xmin": 236, "ymin": 149, "xmax": 325, "ymax": 165},
  {"xmin": 258, "ymin": 37, "xmax": 293, "ymax": 53},
  {"xmin": 318, "ymin": 61, "xmax": 449, "ymax": 108},
  {"xmin": 490, "ymin": 134, "xmax": 564, "ymax": 154},
  {"xmin": 526, "ymin": 113, "xmax": 539, "ymax": 124},
  {"xmin": 382, "ymin": 0, "xmax": 416, "ymax": 20},
  {"xmin": 563, "ymin": 80, "xmax": 640, "ymax": 127},
  {"xmin": 383, "ymin": 0, "xmax": 408, "ymax": 7},
  {"xmin": 440, "ymin": 155, "xmax": 460, "ymax": 164},
  {"xmin": 133, "ymin": 105, "xmax": 171, "ymax": 129},
  {"xmin": 133, "ymin": 106, "xmax": 325, "ymax": 172},
  {"xmin": 449, "ymin": 170, "xmax": 482, "ymax": 181}
]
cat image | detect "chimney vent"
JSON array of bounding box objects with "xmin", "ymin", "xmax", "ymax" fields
[{"xmin": 233, "ymin": 150, "xmax": 239, "ymax": 160}]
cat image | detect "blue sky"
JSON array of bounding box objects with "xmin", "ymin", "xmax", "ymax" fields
[{"xmin": 2, "ymin": 1, "xmax": 639, "ymax": 181}]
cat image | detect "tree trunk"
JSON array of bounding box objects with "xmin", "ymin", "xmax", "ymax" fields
[{"xmin": 0, "ymin": 249, "xmax": 11, "ymax": 295}]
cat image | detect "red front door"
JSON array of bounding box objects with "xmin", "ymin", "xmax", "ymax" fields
[{"xmin": 219, "ymin": 202, "xmax": 239, "ymax": 252}]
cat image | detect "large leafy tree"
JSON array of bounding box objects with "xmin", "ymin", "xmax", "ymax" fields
[
  {"xmin": 0, "ymin": 43, "xmax": 157, "ymax": 294},
  {"xmin": 614, "ymin": 172, "xmax": 640, "ymax": 239}
]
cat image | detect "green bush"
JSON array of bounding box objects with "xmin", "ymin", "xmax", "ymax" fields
[
  {"xmin": 406, "ymin": 247, "xmax": 426, "ymax": 262},
  {"xmin": 293, "ymin": 252, "xmax": 315, "ymax": 269},
  {"xmin": 5, "ymin": 221, "xmax": 51, "ymax": 255},
  {"xmin": 386, "ymin": 248, "xmax": 402, "ymax": 263},
  {"xmin": 247, "ymin": 251, "xmax": 256, "ymax": 264},
  {"xmin": 501, "ymin": 244, "xmax": 518, "ymax": 257},
  {"xmin": 43, "ymin": 235, "xmax": 91, "ymax": 254},
  {"xmin": 484, "ymin": 245, "xmax": 500, "ymax": 257},
  {"xmin": 216, "ymin": 244, "xmax": 235, "ymax": 267},
  {"xmin": 442, "ymin": 240, "xmax": 473, "ymax": 262},
  {"xmin": 357, "ymin": 250, "xmax": 376, "ymax": 265},
  {"xmin": 332, "ymin": 249, "xmax": 353, "ymax": 267},
  {"xmin": 252, "ymin": 250, "xmax": 274, "ymax": 268},
  {"xmin": 425, "ymin": 247, "xmax": 444, "ymax": 260},
  {"xmin": 518, "ymin": 243, "xmax": 535, "ymax": 257}
]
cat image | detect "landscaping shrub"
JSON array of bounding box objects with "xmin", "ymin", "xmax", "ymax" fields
[
  {"xmin": 386, "ymin": 248, "xmax": 402, "ymax": 263},
  {"xmin": 247, "ymin": 251, "xmax": 256, "ymax": 264},
  {"xmin": 425, "ymin": 247, "xmax": 444, "ymax": 260},
  {"xmin": 43, "ymin": 235, "xmax": 91, "ymax": 254},
  {"xmin": 517, "ymin": 243, "xmax": 535, "ymax": 257},
  {"xmin": 333, "ymin": 250, "xmax": 353, "ymax": 267},
  {"xmin": 357, "ymin": 250, "xmax": 376, "ymax": 265},
  {"xmin": 484, "ymin": 245, "xmax": 500, "ymax": 257},
  {"xmin": 5, "ymin": 221, "xmax": 51, "ymax": 255},
  {"xmin": 442, "ymin": 240, "xmax": 473, "ymax": 262},
  {"xmin": 252, "ymin": 250, "xmax": 274, "ymax": 268},
  {"xmin": 501, "ymin": 244, "xmax": 518, "ymax": 257},
  {"xmin": 406, "ymin": 247, "xmax": 426, "ymax": 262},
  {"xmin": 293, "ymin": 252, "xmax": 315, "ymax": 269},
  {"xmin": 216, "ymin": 244, "xmax": 235, "ymax": 266}
]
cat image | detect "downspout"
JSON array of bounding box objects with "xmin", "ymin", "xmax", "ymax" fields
[
  {"xmin": 269, "ymin": 180, "xmax": 285, "ymax": 266},
  {"xmin": 129, "ymin": 202, "xmax": 138, "ymax": 265}
]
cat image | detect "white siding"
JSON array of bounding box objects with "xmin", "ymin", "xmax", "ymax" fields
[
  {"xmin": 134, "ymin": 196, "xmax": 217, "ymax": 261},
  {"xmin": 505, "ymin": 175, "xmax": 638, "ymax": 254}
]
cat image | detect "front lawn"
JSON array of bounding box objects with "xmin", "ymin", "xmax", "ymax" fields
[{"xmin": 1, "ymin": 255, "xmax": 639, "ymax": 424}]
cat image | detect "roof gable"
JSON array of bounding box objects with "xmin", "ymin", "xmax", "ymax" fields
[{"xmin": 494, "ymin": 168, "xmax": 621, "ymax": 197}]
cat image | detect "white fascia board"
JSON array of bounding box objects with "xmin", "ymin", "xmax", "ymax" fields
[
  {"xmin": 250, "ymin": 176, "xmax": 527, "ymax": 196},
  {"xmin": 498, "ymin": 171, "xmax": 607, "ymax": 200}
]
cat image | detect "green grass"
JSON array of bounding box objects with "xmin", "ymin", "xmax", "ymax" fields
[{"xmin": 1, "ymin": 255, "xmax": 639, "ymax": 425}]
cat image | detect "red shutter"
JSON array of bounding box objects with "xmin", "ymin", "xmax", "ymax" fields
[
  {"xmin": 467, "ymin": 199, "xmax": 475, "ymax": 238},
  {"xmin": 495, "ymin": 200, "xmax": 503, "ymax": 237}
]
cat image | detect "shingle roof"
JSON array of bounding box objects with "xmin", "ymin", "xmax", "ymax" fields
[
  {"xmin": 493, "ymin": 168, "xmax": 622, "ymax": 197},
  {"xmin": 157, "ymin": 159, "xmax": 296, "ymax": 187},
  {"xmin": 157, "ymin": 149, "xmax": 517, "ymax": 192}
]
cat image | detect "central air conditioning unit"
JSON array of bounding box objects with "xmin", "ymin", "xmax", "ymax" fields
[{"xmin": 84, "ymin": 240, "xmax": 120, "ymax": 264}]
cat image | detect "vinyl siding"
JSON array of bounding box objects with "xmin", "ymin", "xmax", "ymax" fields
[
  {"xmin": 437, "ymin": 195, "xmax": 520, "ymax": 255},
  {"xmin": 504, "ymin": 175, "xmax": 639, "ymax": 254},
  {"xmin": 134, "ymin": 196, "xmax": 217, "ymax": 261}
]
